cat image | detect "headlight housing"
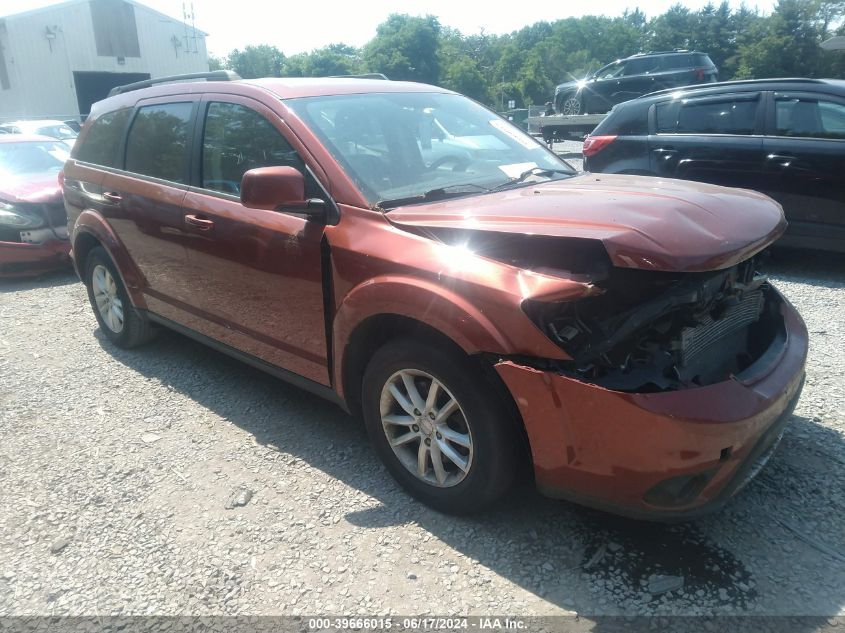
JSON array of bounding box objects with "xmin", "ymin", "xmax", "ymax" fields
[{"xmin": 0, "ymin": 201, "xmax": 45, "ymax": 229}]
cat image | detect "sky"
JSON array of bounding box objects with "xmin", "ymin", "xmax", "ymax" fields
[{"xmin": 4, "ymin": 0, "xmax": 778, "ymax": 56}]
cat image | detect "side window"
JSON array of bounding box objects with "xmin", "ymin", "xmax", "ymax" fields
[
  {"xmin": 659, "ymin": 97, "xmax": 758, "ymax": 135},
  {"xmin": 624, "ymin": 57, "xmax": 658, "ymax": 76},
  {"xmin": 597, "ymin": 62, "xmax": 625, "ymax": 80},
  {"xmin": 660, "ymin": 55, "xmax": 684, "ymax": 70},
  {"xmin": 201, "ymin": 102, "xmax": 308, "ymax": 195},
  {"xmin": 775, "ymin": 97, "xmax": 845, "ymax": 140},
  {"xmin": 125, "ymin": 102, "xmax": 192, "ymax": 183},
  {"xmin": 74, "ymin": 108, "xmax": 131, "ymax": 167}
]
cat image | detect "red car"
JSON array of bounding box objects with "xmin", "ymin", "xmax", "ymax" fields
[
  {"xmin": 62, "ymin": 73, "xmax": 807, "ymax": 519},
  {"xmin": 0, "ymin": 135, "xmax": 71, "ymax": 277}
]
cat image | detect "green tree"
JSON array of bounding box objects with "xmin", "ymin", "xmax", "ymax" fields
[
  {"xmin": 363, "ymin": 14, "xmax": 442, "ymax": 83},
  {"xmin": 441, "ymin": 57, "xmax": 490, "ymax": 103},
  {"xmin": 226, "ymin": 45, "xmax": 285, "ymax": 78}
]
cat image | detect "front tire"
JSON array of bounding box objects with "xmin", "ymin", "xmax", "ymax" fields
[
  {"xmin": 85, "ymin": 246, "xmax": 156, "ymax": 348},
  {"xmin": 558, "ymin": 93, "xmax": 582, "ymax": 115},
  {"xmin": 362, "ymin": 339, "xmax": 519, "ymax": 514}
]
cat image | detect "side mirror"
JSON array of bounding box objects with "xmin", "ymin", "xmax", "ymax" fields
[{"xmin": 240, "ymin": 166, "xmax": 325, "ymax": 219}]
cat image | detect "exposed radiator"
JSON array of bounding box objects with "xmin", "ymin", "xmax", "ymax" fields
[{"xmin": 680, "ymin": 290, "xmax": 764, "ymax": 366}]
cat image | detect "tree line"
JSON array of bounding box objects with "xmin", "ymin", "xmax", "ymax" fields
[{"xmin": 209, "ymin": 0, "xmax": 845, "ymax": 110}]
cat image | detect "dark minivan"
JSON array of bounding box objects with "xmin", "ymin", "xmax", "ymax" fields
[{"xmin": 583, "ymin": 78, "xmax": 845, "ymax": 253}]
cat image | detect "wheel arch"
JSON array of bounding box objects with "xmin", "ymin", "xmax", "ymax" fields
[
  {"xmin": 72, "ymin": 211, "xmax": 146, "ymax": 309},
  {"xmin": 339, "ymin": 312, "xmax": 533, "ymax": 474}
]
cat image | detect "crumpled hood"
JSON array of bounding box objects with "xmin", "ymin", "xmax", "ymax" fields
[
  {"xmin": 386, "ymin": 173, "xmax": 786, "ymax": 273},
  {"xmin": 0, "ymin": 173, "xmax": 62, "ymax": 204}
]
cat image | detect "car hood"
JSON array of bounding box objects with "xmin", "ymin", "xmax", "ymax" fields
[
  {"xmin": 0, "ymin": 173, "xmax": 62, "ymax": 204},
  {"xmin": 386, "ymin": 173, "xmax": 786, "ymax": 273},
  {"xmin": 555, "ymin": 79, "xmax": 592, "ymax": 93}
]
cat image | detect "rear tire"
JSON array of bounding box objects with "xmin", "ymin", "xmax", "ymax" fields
[
  {"xmin": 84, "ymin": 246, "xmax": 156, "ymax": 348},
  {"xmin": 362, "ymin": 339, "xmax": 519, "ymax": 514}
]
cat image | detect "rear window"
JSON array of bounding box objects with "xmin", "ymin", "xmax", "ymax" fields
[
  {"xmin": 657, "ymin": 96, "xmax": 759, "ymax": 135},
  {"xmin": 76, "ymin": 108, "xmax": 131, "ymax": 167},
  {"xmin": 125, "ymin": 102, "xmax": 192, "ymax": 183},
  {"xmin": 692, "ymin": 53, "xmax": 715, "ymax": 68},
  {"xmin": 593, "ymin": 103, "xmax": 648, "ymax": 136}
]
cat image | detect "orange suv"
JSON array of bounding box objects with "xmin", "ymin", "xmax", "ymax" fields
[{"xmin": 63, "ymin": 71, "xmax": 807, "ymax": 519}]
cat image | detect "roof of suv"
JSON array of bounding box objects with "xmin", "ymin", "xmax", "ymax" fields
[
  {"xmin": 89, "ymin": 77, "xmax": 453, "ymax": 118},
  {"xmin": 641, "ymin": 77, "xmax": 845, "ymax": 101}
]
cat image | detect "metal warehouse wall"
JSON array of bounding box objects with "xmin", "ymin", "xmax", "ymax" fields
[{"xmin": 0, "ymin": 0, "xmax": 209, "ymax": 121}]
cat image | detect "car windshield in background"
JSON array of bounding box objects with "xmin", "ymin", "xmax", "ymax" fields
[
  {"xmin": 0, "ymin": 141, "xmax": 70, "ymax": 178},
  {"xmin": 288, "ymin": 92, "xmax": 573, "ymax": 207},
  {"xmin": 36, "ymin": 124, "xmax": 78, "ymax": 140}
]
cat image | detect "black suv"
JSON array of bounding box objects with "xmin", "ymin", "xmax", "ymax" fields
[
  {"xmin": 554, "ymin": 51, "xmax": 718, "ymax": 115},
  {"xmin": 583, "ymin": 78, "xmax": 845, "ymax": 253}
]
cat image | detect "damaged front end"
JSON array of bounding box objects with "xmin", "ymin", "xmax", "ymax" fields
[{"xmin": 522, "ymin": 257, "xmax": 785, "ymax": 393}]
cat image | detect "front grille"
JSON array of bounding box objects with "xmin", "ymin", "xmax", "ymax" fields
[{"xmin": 680, "ymin": 290, "xmax": 764, "ymax": 366}]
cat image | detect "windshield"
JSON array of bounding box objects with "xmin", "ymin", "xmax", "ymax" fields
[
  {"xmin": 36, "ymin": 124, "xmax": 78, "ymax": 140},
  {"xmin": 287, "ymin": 92, "xmax": 573, "ymax": 207},
  {"xmin": 0, "ymin": 141, "xmax": 70, "ymax": 178}
]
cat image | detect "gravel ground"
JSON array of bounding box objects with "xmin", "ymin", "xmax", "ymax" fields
[{"xmin": 0, "ymin": 248, "xmax": 843, "ymax": 620}]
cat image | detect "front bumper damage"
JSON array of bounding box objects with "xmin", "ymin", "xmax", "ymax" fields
[
  {"xmin": 0, "ymin": 233, "xmax": 71, "ymax": 277},
  {"xmin": 496, "ymin": 288, "xmax": 808, "ymax": 520}
]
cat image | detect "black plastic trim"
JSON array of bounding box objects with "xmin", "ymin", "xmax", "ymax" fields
[{"xmin": 143, "ymin": 311, "xmax": 348, "ymax": 411}]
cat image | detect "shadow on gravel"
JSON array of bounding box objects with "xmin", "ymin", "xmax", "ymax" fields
[
  {"xmin": 0, "ymin": 268, "xmax": 78, "ymax": 293},
  {"xmin": 765, "ymin": 248, "xmax": 845, "ymax": 288},
  {"xmin": 95, "ymin": 322, "xmax": 845, "ymax": 621}
]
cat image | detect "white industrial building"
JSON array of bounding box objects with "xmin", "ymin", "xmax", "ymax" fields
[{"xmin": 0, "ymin": 0, "xmax": 209, "ymax": 122}]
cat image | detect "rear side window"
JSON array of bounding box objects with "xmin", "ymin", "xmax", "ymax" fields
[
  {"xmin": 75, "ymin": 108, "xmax": 130, "ymax": 167},
  {"xmin": 201, "ymin": 102, "xmax": 307, "ymax": 195},
  {"xmin": 125, "ymin": 102, "xmax": 192, "ymax": 183},
  {"xmin": 658, "ymin": 96, "xmax": 759, "ymax": 135},
  {"xmin": 661, "ymin": 54, "xmax": 692, "ymax": 70},
  {"xmin": 775, "ymin": 96, "xmax": 845, "ymax": 140},
  {"xmin": 624, "ymin": 57, "xmax": 659, "ymax": 75}
]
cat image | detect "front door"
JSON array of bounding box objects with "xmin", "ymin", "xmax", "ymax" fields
[
  {"xmin": 179, "ymin": 96, "xmax": 330, "ymax": 385},
  {"xmin": 649, "ymin": 92, "xmax": 766, "ymax": 190},
  {"xmin": 761, "ymin": 91, "xmax": 845, "ymax": 248}
]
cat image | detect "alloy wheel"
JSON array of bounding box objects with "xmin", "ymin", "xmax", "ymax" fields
[
  {"xmin": 379, "ymin": 369, "xmax": 474, "ymax": 488},
  {"xmin": 562, "ymin": 96, "xmax": 582, "ymax": 115},
  {"xmin": 92, "ymin": 264, "xmax": 124, "ymax": 334}
]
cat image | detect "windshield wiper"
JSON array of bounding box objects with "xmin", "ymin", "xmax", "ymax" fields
[
  {"xmin": 378, "ymin": 182, "xmax": 492, "ymax": 210},
  {"xmin": 491, "ymin": 167, "xmax": 574, "ymax": 192}
]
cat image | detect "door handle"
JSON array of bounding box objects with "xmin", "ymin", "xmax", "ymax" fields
[
  {"xmin": 184, "ymin": 214, "xmax": 214, "ymax": 231},
  {"xmin": 102, "ymin": 191, "xmax": 122, "ymax": 204},
  {"xmin": 652, "ymin": 148, "xmax": 678, "ymax": 160},
  {"xmin": 766, "ymin": 154, "xmax": 797, "ymax": 167}
]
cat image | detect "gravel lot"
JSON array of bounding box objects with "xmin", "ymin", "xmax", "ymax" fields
[{"xmin": 1, "ymin": 245, "xmax": 843, "ymax": 620}]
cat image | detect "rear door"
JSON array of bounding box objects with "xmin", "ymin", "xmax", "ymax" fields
[
  {"xmin": 761, "ymin": 91, "xmax": 845, "ymax": 247},
  {"xmin": 99, "ymin": 97, "xmax": 198, "ymax": 310},
  {"xmin": 648, "ymin": 92, "xmax": 766, "ymax": 189},
  {"xmin": 178, "ymin": 95, "xmax": 330, "ymax": 385},
  {"xmin": 616, "ymin": 57, "xmax": 660, "ymax": 102}
]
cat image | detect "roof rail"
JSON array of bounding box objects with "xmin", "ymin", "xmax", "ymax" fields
[
  {"xmin": 107, "ymin": 70, "xmax": 241, "ymax": 97},
  {"xmin": 643, "ymin": 77, "xmax": 827, "ymax": 98},
  {"xmin": 328, "ymin": 73, "xmax": 389, "ymax": 80}
]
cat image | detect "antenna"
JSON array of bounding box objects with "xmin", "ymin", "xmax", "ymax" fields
[
  {"xmin": 190, "ymin": 3, "xmax": 198, "ymax": 53},
  {"xmin": 182, "ymin": 2, "xmax": 189, "ymax": 53}
]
